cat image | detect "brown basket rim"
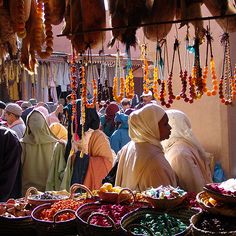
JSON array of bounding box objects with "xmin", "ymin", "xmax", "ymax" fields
[
  {"xmin": 191, "ymin": 212, "xmax": 236, "ymax": 235},
  {"xmin": 197, "ymin": 191, "xmax": 236, "ymax": 217}
]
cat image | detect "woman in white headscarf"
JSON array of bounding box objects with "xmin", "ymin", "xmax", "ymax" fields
[
  {"xmin": 115, "ymin": 104, "xmax": 177, "ymax": 192},
  {"xmin": 161, "ymin": 109, "xmax": 212, "ymax": 193},
  {"xmin": 21, "ymin": 110, "xmax": 65, "ymax": 194}
]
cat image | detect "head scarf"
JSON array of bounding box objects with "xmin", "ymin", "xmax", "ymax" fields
[
  {"xmin": 115, "ymin": 112, "xmax": 129, "ymax": 129},
  {"xmin": 129, "ymin": 104, "xmax": 165, "ymax": 148},
  {"xmin": 22, "ymin": 110, "xmax": 58, "ymax": 144},
  {"xmin": 161, "ymin": 109, "xmax": 208, "ymax": 161},
  {"xmin": 49, "ymin": 122, "xmax": 68, "ymax": 142},
  {"xmin": 105, "ymin": 102, "xmax": 119, "ymax": 122}
]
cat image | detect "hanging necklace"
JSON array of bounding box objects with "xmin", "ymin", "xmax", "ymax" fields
[
  {"xmin": 125, "ymin": 45, "xmax": 134, "ymax": 99},
  {"xmin": 192, "ymin": 37, "xmax": 203, "ymax": 98},
  {"xmin": 141, "ymin": 44, "xmax": 150, "ymax": 94},
  {"xmin": 219, "ymin": 33, "xmax": 234, "ymax": 105},
  {"xmin": 113, "ymin": 48, "xmax": 125, "ymax": 103},
  {"xmin": 202, "ymin": 26, "xmax": 218, "ymax": 97},
  {"xmin": 81, "ymin": 48, "xmax": 97, "ymax": 108}
]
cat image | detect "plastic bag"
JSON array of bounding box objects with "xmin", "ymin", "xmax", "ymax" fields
[{"xmin": 213, "ymin": 162, "xmax": 226, "ymax": 183}]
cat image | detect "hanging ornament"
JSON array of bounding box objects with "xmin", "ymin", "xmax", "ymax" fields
[
  {"xmin": 160, "ymin": 38, "xmax": 182, "ymax": 108},
  {"xmin": 125, "ymin": 45, "xmax": 134, "ymax": 99},
  {"xmin": 81, "ymin": 49, "xmax": 97, "ymax": 108},
  {"xmin": 192, "ymin": 37, "xmax": 203, "ymax": 98},
  {"xmin": 113, "ymin": 48, "xmax": 125, "ymax": 103},
  {"xmin": 152, "ymin": 42, "xmax": 162, "ymax": 101},
  {"xmin": 70, "ymin": 49, "xmax": 79, "ymax": 141},
  {"xmin": 219, "ymin": 33, "xmax": 234, "ymax": 105},
  {"xmin": 140, "ymin": 44, "xmax": 150, "ymax": 94},
  {"xmin": 202, "ymin": 26, "xmax": 218, "ymax": 97},
  {"xmin": 175, "ymin": 28, "xmax": 196, "ymax": 103}
]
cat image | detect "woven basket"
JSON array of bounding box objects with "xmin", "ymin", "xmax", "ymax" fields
[
  {"xmin": 31, "ymin": 203, "xmax": 77, "ymax": 236},
  {"xmin": 203, "ymin": 184, "xmax": 236, "ymax": 204},
  {"xmin": 26, "ymin": 187, "xmax": 69, "ymax": 206},
  {"xmin": 121, "ymin": 208, "xmax": 199, "ymax": 236},
  {"xmin": 197, "ymin": 191, "xmax": 236, "ymax": 217},
  {"xmin": 0, "ymin": 214, "xmax": 35, "ymax": 235},
  {"xmin": 191, "ymin": 212, "xmax": 236, "ymax": 236},
  {"xmin": 75, "ymin": 202, "xmax": 121, "ymax": 236},
  {"xmin": 98, "ymin": 188, "xmax": 135, "ymax": 204},
  {"xmin": 144, "ymin": 193, "xmax": 187, "ymax": 210}
]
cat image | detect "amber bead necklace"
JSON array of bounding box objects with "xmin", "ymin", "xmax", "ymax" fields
[
  {"xmin": 81, "ymin": 48, "xmax": 97, "ymax": 109},
  {"xmin": 113, "ymin": 48, "xmax": 125, "ymax": 103},
  {"xmin": 125, "ymin": 45, "xmax": 134, "ymax": 99},
  {"xmin": 202, "ymin": 26, "xmax": 218, "ymax": 97},
  {"xmin": 192, "ymin": 37, "xmax": 204, "ymax": 98}
]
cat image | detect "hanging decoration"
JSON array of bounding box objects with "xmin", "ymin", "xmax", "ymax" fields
[
  {"xmin": 219, "ymin": 33, "xmax": 234, "ymax": 105},
  {"xmin": 35, "ymin": 0, "xmax": 53, "ymax": 59},
  {"xmin": 125, "ymin": 45, "xmax": 134, "ymax": 99},
  {"xmin": 81, "ymin": 49, "xmax": 97, "ymax": 109},
  {"xmin": 152, "ymin": 42, "xmax": 163, "ymax": 101},
  {"xmin": 175, "ymin": 28, "xmax": 195, "ymax": 103},
  {"xmin": 70, "ymin": 49, "xmax": 79, "ymax": 141},
  {"xmin": 141, "ymin": 44, "xmax": 150, "ymax": 94},
  {"xmin": 192, "ymin": 37, "xmax": 204, "ymax": 98},
  {"xmin": 113, "ymin": 48, "xmax": 125, "ymax": 103},
  {"xmin": 160, "ymin": 38, "xmax": 182, "ymax": 108},
  {"xmin": 202, "ymin": 26, "xmax": 218, "ymax": 97}
]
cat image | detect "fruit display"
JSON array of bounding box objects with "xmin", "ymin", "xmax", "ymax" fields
[
  {"xmin": 37, "ymin": 198, "xmax": 94, "ymax": 222},
  {"xmin": 0, "ymin": 198, "xmax": 32, "ymax": 218},
  {"xmin": 99, "ymin": 183, "xmax": 123, "ymax": 193}
]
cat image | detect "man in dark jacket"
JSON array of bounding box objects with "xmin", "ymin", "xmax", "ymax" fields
[{"xmin": 0, "ymin": 126, "xmax": 22, "ymax": 201}]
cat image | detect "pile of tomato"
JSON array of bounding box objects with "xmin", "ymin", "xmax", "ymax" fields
[{"xmin": 39, "ymin": 199, "xmax": 85, "ymax": 222}]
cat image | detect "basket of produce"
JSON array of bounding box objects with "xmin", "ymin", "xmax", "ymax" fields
[
  {"xmin": 31, "ymin": 184, "xmax": 96, "ymax": 236},
  {"xmin": 0, "ymin": 198, "xmax": 35, "ymax": 235},
  {"xmin": 143, "ymin": 185, "xmax": 187, "ymax": 210},
  {"xmin": 98, "ymin": 183, "xmax": 135, "ymax": 204},
  {"xmin": 191, "ymin": 212, "xmax": 236, "ymax": 236},
  {"xmin": 75, "ymin": 200, "xmax": 149, "ymax": 236},
  {"xmin": 203, "ymin": 179, "xmax": 236, "ymax": 204},
  {"xmin": 26, "ymin": 187, "xmax": 70, "ymax": 206},
  {"xmin": 121, "ymin": 208, "xmax": 199, "ymax": 236},
  {"xmin": 197, "ymin": 191, "xmax": 236, "ymax": 217}
]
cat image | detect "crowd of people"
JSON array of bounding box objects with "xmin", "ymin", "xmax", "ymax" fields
[{"xmin": 0, "ymin": 91, "xmax": 213, "ymax": 202}]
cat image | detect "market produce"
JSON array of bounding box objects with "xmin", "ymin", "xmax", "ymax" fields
[
  {"xmin": 38, "ymin": 199, "xmax": 90, "ymax": 222},
  {"xmin": 0, "ymin": 198, "xmax": 32, "ymax": 218},
  {"xmin": 131, "ymin": 213, "xmax": 187, "ymax": 236}
]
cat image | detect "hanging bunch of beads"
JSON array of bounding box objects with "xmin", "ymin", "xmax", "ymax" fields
[
  {"xmin": 175, "ymin": 29, "xmax": 195, "ymax": 103},
  {"xmin": 80, "ymin": 62, "xmax": 97, "ymax": 108},
  {"xmin": 125, "ymin": 46, "xmax": 134, "ymax": 99},
  {"xmin": 219, "ymin": 33, "xmax": 234, "ymax": 105},
  {"xmin": 141, "ymin": 44, "xmax": 150, "ymax": 94},
  {"xmin": 70, "ymin": 52, "xmax": 79, "ymax": 141},
  {"xmin": 152, "ymin": 42, "xmax": 163, "ymax": 101},
  {"xmin": 202, "ymin": 26, "xmax": 218, "ymax": 96},
  {"xmin": 160, "ymin": 39, "xmax": 181, "ymax": 108},
  {"xmin": 192, "ymin": 37, "xmax": 204, "ymax": 98},
  {"xmin": 113, "ymin": 49, "xmax": 125, "ymax": 103}
]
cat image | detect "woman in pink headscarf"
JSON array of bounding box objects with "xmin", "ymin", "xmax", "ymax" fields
[{"xmin": 100, "ymin": 102, "xmax": 120, "ymax": 137}]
